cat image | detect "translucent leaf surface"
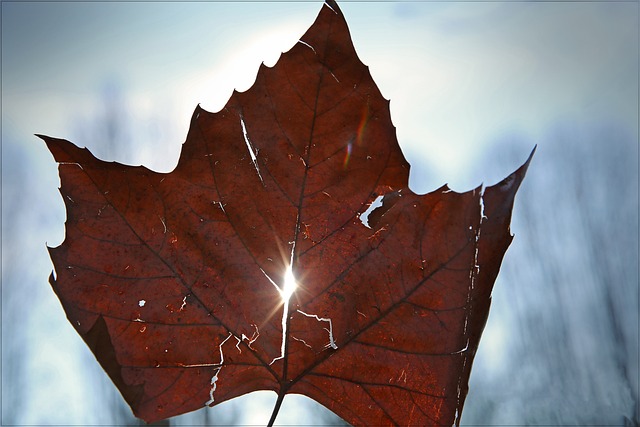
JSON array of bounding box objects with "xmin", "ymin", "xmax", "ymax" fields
[{"xmin": 42, "ymin": 1, "xmax": 533, "ymax": 424}]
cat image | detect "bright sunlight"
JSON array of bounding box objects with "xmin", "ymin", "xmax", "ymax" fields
[{"xmin": 282, "ymin": 264, "xmax": 297, "ymax": 302}]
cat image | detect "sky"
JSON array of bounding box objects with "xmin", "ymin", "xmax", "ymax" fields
[{"xmin": 2, "ymin": 0, "xmax": 638, "ymax": 425}]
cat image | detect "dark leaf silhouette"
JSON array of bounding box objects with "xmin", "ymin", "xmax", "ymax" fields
[{"xmin": 41, "ymin": 1, "xmax": 533, "ymax": 425}]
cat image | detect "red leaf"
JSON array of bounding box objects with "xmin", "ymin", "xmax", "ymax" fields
[{"xmin": 41, "ymin": 1, "xmax": 533, "ymax": 425}]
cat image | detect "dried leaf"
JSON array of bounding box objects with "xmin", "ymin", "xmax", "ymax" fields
[{"xmin": 41, "ymin": 1, "xmax": 532, "ymax": 425}]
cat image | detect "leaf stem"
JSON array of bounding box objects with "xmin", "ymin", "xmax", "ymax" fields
[{"xmin": 267, "ymin": 391, "xmax": 286, "ymax": 427}]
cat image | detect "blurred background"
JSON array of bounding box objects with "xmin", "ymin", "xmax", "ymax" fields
[{"xmin": 2, "ymin": 1, "xmax": 638, "ymax": 425}]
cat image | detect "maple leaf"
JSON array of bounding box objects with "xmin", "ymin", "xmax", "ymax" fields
[{"xmin": 41, "ymin": 1, "xmax": 533, "ymax": 425}]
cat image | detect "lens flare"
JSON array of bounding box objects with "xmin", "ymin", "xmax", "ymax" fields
[
  {"xmin": 344, "ymin": 103, "xmax": 370, "ymax": 170},
  {"xmin": 355, "ymin": 104, "xmax": 370, "ymax": 147},
  {"xmin": 342, "ymin": 141, "xmax": 353, "ymax": 169}
]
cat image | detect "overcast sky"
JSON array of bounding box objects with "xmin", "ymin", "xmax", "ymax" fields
[{"xmin": 2, "ymin": 1, "xmax": 638, "ymax": 424}]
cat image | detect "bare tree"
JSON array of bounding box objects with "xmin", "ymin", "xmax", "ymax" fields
[{"xmin": 464, "ymin": 122, "xmax": 638, "ymax": 425}]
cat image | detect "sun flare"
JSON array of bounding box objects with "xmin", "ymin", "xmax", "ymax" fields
[{"xmin": 282, "ymin": 264, "xmax": 297, "ymax": 302}]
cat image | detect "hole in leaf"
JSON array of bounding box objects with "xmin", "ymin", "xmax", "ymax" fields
[
  {"xmin": 359, "ymin": 190, "xmax": 402, "ymax": 229},
  {"xmin": 359, "ymin": 195, "xmax": 384, "ymax": 229},
  {"xmin": 239, "ymin": 115, "xmax": 264, "ymax": 185}
]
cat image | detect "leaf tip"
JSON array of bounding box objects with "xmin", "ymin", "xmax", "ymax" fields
[
  {"xmin": 36, "ymin": 134, "xmax": 58, "ymax": 151},
  {"xmin": 324, "ymin": 0, "xmax": 341, "ymax": 15},
  {"xmin": 491, "ymin": 145, "xmax": 535, "ymax": 196},
  {"xmin": 519, "ymin": 144, "xmax": 537, "ymax": 177}
]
